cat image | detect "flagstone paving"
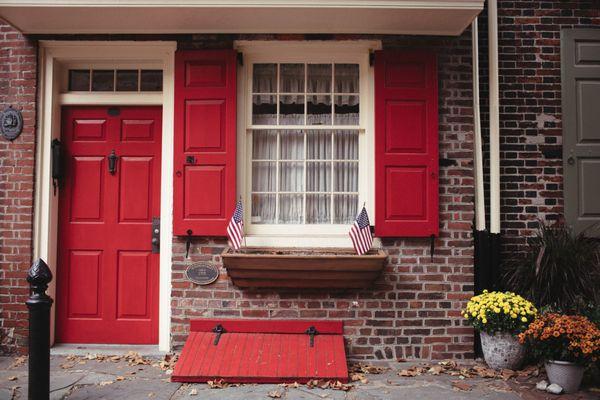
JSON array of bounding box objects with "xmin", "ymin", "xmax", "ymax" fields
[{"xmin": 0, "ymin": 355, "xmax": 598, "ymax": 399}]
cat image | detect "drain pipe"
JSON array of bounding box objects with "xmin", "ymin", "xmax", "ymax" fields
[{"xmin": 487, "ymin": 0, "xmax": 502, "ymax": 288}]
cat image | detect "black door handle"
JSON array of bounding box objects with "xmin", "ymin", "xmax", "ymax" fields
[{"xmin": 107, "ymin": 150, "xmax": 118, "ymax": 175}]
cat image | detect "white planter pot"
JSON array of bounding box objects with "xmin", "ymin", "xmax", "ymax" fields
[
  {"xmin": 545, "ymin": 360, "xmax": 585, "ymax": 393},
  {"xmin": 480, "ymin": 331, "xmax": 526, "ymax": 370}
]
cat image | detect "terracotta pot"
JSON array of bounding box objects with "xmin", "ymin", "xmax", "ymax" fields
[
  {"xmin": 545, "ymin": 360, "xmax": 584, "ymax": 393},
  {"xmin": 480, "ymin": 331, "xmax": 526, "ymax": 370}
]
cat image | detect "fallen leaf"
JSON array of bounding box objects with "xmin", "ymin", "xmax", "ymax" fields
[
  {"xmin": 268, "ymin": 390, "xmax": 282, "ymax": 398},
  {"xmin": 116, "ymin": 376, "xmax": 125, "ymax": 381},
  {"xmin": 7, "ymin": 376, "xmax": 18, "ymax": 381},
  {"xmin": 428, "ymin": 365, "xmax": 443, "ymax": 375},
  {"xmin": 99, "ymin": 381, "xmax": 114, "ymax": 386},
  {"xmin": 207, "ymin": 379, "xmax": 228, "ymax": 389},
  {"xmin": 147, "ymin": 393, "xmax": 155, "ymax": 398},
  {"xmin": 500, "ymin": 369, "xmax": 516, "ymax": 381},
  {"xmin": 189, "ymin": 388, "xmax": 198, "ymax": 396},
  {"xmin": 10, "ymin": 356, "xmax": 27, "ymax": 369},
  {"xmin": 451, "ymin": 381, "xmax": 472, "ymax": 391}
]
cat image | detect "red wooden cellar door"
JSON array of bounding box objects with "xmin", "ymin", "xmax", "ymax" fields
[
  {"xmin": 56, "ymin": 106, "xmax": 161, "ymax": 344},
  {"xmin": 172, "ymin": 320, "xmax": 348, "ymax": 383}
]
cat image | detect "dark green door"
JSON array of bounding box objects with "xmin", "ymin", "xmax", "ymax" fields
[{"xmin": 562, "ymin": 29, "xmax": 600, "ymax": 236}]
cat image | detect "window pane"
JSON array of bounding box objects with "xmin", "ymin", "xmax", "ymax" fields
[
  {"xmin": 252, "ymin": 95, "xmax": 277, "ymax": 125},
  {"xmin": 69, "ymin": 69, "xmax": 90, "ymax": 91},
  {"xmin": 280, "ymin": 63, "xmax": 304, "ymax": 93},
  {"xmin": 334, "ymin": 130, "xmax": 359, "ymax": 160},
  {"xmin": 279, "ymin": 95, "xmax": 304, "ymax": 125},
  {"xmin": 307, "ymin": 162, "xmax": 331, "ymax": 192},
  {"xmin": 116, "ymin": 70, "xmax": 138, "ymax": 92},
  {"xmin": 335, "ymin": 64, "xmax": 359, "ymax": 93},
  {"xmin": 253, "ymin": 63, "xmax": 277, "ymax": 93},
  {"xmin": 307, "ymin": 95, "xmax": 331, "ymax": 125},
  {"xmin": 279, "ymin": 130, "xmax": 304, "ymax": 160},
  {"xmin": 333, "ymin": 194, "xmax": 358, "ymax": 224},
  {"xmin": 140, "ymin": 70, "xmax": 162, "ymax": 91},
  {"xmin": 306, "ymin": 194, "xmax": 331, "ymax": 224},
  {"xmin": 252, "ymin": 194, "xmax": 276, "ymax": 224},
  {"xmin": 334, "ymin": 95, "xmax": 359, "ymax": 125},
  {"xmin": 279, "ymin": 162, "xmax": 304, "ymax": 192},
  {"xmin": 279, "ymin": 194, "xmax": 303, "ymax": 224},
  {"xmin": 334, "ymin": 162, "xmax": 358, "ymax": 192},
  {"xmin": 91, "ymin": 70, "xmax": 114, "ymax": 91},
  {"xmin": 307, "ymin": 64, "xmax": 332, "ymax": 93},
  {"xmin": 307, "ymin": 131, "xmax": 332, "ymax": 160},
  {"xmin": 252, "ymin": 130, "xmax": 277, "ymax": 160},
  {"xmin": 252, "ymin": 162, "xmax": 276, "ymax": 191}
]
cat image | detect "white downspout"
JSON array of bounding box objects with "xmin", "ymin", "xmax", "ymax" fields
[
  {"xmin": 472, "ymin": 17, "xmax": 486, "ymax": 231},
  {"xmin": 488, "ymin": 0, "xmax": 501, "ymax": 234}
]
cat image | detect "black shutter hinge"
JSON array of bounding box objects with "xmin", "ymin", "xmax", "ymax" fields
[
  {"xmin": 430, "ymin": 234, "xmax": 435, "ymax": 262},
  {"xmin": 305, "ymin": 326, "xmax": 318, "ymax": 347},
  {"xmin": 185, "ymin": 229, "xmax": 193, "ymax": 259},
  {"xmin": 237, "ymin": 52, "xmax": 244, "ymax": 66},
  {"xmin": 212, "ymin": 324, "xmax": 225, "ymax": 345},
  {"xmin": 369, "ymin": 52, "xmax": 375, "ymax": 67}
]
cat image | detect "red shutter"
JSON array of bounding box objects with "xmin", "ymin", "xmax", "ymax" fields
[
  {"xmin": 374, "ymin": 50, "xmax": 438, "ymax": 237},
  {"xmin": 173, "ymin": 50, "xmax": 237, "ymax": 236}
]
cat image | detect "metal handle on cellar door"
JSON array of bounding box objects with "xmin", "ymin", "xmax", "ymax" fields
[
  {"xmin": 108, "ymin": 150, "xmax": 118, "ymax": 175},
  {"xmin": 567, "ymin": 156, "xmax": 575, "ymax": 166}
]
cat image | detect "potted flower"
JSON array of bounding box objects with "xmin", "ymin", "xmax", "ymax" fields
[
  {"xmin": 519, "ymin": 313, "xmax": 600, "ymax": 393},
  {"xmin": 462, "ymin": 290, "xmax": 537, "ymax": 369}
]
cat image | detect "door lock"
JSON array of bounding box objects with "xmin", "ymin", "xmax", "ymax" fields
[
  {"xmin": 151, "ymin": 217, "xmax": 160, "ymax": 253},
  {"xmin": 567, "ymin": 156, "xmax": 575, "ymax": 165}
]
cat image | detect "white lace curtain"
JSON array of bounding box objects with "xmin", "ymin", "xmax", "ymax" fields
[{"xmin": 251, "ymin": 63, "xmax": 360, "ymax": 225}]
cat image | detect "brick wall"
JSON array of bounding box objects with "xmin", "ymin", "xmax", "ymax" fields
[
  {"xmin": 478, "ymin": 1, "xmax": 600, "ymax": 254},
  {"xmin": 171, "ymin": 33, "xmax": 476, "ymax": 361},
  {"xmin": 0, "ymin": 20, "xmax": 37, "ymax": 354}
]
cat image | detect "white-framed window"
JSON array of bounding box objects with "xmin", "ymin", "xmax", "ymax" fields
[{"xmin": 236, "ymin": 41, "xmax": 380, "ymax": 247}]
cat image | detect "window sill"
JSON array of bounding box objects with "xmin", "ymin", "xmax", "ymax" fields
[
  {"xmin": 222, "ymin": 247, "xmax": 387, "ymax": 289},
  {"xmin": 243, "ymin": 234, "xmax": 382, "ymax": 249}
]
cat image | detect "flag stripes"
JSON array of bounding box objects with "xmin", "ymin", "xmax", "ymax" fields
[
  {"xmin": 349, "ymin": 206, "xmax": 373, "ymax": 255},
  {"xmin": 227, "ymin": 200, "xmax": 244, "ymax": 250}
]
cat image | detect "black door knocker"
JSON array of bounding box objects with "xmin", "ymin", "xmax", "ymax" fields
[{"xmin": 107, "ymin": 150, "xmax": 118, "ymax": 175}]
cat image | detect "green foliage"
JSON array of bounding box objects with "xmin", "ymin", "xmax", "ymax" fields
[{"xmin": 501, "ymin": 221, "xmax": 600, "ymax": 312}]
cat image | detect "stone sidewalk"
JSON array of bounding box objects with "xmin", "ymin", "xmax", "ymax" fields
[{"xmin": 0, "ymin": 355, "xmax": 598, "ymax": 400}]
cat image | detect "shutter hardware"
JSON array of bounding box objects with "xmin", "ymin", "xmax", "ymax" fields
[
  {"xmin": 305, "ymin": 326, "xmax": 318, "ymax": 347},
  {"xmin": 212, "ymin": 324, "xmax": 225, "ymax": 345},
  {"xmin": 185, "ymin": 229, "xmax": 193, "ymax": 258}
]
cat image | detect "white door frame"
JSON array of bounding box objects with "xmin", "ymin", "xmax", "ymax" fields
[{"xmin": 34, "ymin": 41, "xmax": 176, "ymax": 351}]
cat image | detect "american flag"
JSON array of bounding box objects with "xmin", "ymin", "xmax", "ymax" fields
[
  {"xmin": 227, "ymin": 200, "xmax": 244, "ymax": 250},
  {"xmin": 349, "ymin": 206, "xmax": 373, "ymax": 255}
]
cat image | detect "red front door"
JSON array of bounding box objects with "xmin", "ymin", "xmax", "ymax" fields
[{"xmin": 56, "ymin": 106, "xmax": 162, "ymax": 344}]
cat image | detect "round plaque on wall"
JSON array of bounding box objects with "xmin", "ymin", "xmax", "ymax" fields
[
  {"xmin": 185, "ymin": 263, "xmax": 219, "ymax": 285},
  {"xmin": 1, "ymin": 106, "xmax": 23, "ymax": 141}
]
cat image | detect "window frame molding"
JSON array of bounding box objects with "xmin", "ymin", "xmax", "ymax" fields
[{"xmin": 235, "ymin": 40, "xmax": 381, "ymax": 247}]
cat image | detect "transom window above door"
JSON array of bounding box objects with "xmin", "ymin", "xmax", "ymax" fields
[{"xmin": 239, "ymin": 43, "xmax": 375, "ymax": 239}]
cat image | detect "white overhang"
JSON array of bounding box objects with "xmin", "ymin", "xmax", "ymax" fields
[{"xmin": 0, "ymin": 0, "xmax": 483, "ymax": 36}]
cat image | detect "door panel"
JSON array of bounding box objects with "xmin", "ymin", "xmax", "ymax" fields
[
  {"xmin": 562, "ymin": 29, "xmax": 600, "ymax": 236},
  {"xmin": 57, "ymin": 106, "xmax": 162, "ymax": 344}
]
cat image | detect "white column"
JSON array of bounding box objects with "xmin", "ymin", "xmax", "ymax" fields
[
  {"xmin": 472, "ymin": 18, "xmax": 486, "ymax": 232},
  {"xmin": 488, "ymin": 0, "xmax": 501, "ymax": 234}
]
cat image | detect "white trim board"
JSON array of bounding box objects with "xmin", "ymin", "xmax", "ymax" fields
[
  {"xmin": 33, "ymin": 41, "xmax": 176, "ymax": 352},
  {"xmin": 0, "ymin": 1, "xmax": 483, "ymax": 35}
]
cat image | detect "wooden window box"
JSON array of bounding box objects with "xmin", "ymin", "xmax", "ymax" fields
[{"xmin": 221, "ymin": 247, "xmax": 387, "ymax": 289}]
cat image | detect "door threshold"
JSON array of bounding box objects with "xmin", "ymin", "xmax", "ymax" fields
[{"xmin": 51, "ymin": 344, "xmax": 166, "ymax": 357}]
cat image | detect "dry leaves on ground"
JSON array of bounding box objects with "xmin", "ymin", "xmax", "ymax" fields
[
  {"xmin": 305, "ymin": 379, "xmax": 353, "ymax": 391},
  {"xmin": 189, "ymin": 388, "xmax": 198, "ymax": 396},
  {"xmin": 10, "ymin": 356, "xmax": 27, "ymax": 369},
  {"xmin": 398, "ymin": 361, "xmax": 540, "ymax": 381},
  {"xmin": 280, "ymin": 382, "xmax": 300, "ymax": 389},
  {"xmin": 207, "ymin": 379, "xmax": 229, "ymax": 389},
  {"xmin": 348, "ymin": 363, "xmax": 386, "ymax": 374},
  {"xmin": 268, "ymin": 390, "xmax": 283, "ymax": 398},
  {"xmin": 7, "ymin": 376, "xmax": 17, "ymax": 381}
]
